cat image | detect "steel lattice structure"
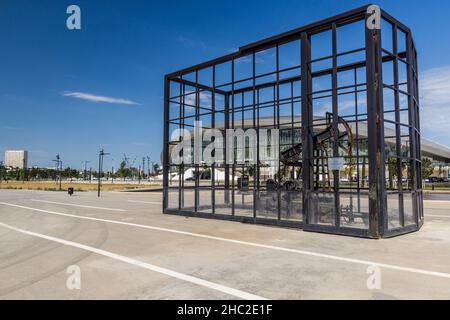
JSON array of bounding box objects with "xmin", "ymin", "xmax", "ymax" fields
[{"xmin": 163, "ymin": 5, "xmax": 423, "ymax": 238}]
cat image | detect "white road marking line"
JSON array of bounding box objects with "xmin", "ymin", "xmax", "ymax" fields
[
  {"xmin": 427, "ymin": 214, "xmax": 450, "ymax": 218},
  {"xmin": 29, "ymin": 199, "xmax": 125, "ymax": 212},
  {"xmin": 0, "ymin": 221, "xmax": 265, "ymax": 300},
  {"xmin": 2, "ymin": 201, "xmax": 450, "ymax": 280},
  {"xmin": 110, "ymin": 191, "xmax": 162, "ymax": 194},
  {"xmin": 127, "ymin": 200, "xmax": 161, "ymax": 205}
]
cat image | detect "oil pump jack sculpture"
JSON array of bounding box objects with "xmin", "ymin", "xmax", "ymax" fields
[
  {"xmin": 268, "ymin": 112, "xmax": 354, "ymax": 191},
  {"xmin": 264, "ymin": 113, "xmax": 361, "ymax": 224}
]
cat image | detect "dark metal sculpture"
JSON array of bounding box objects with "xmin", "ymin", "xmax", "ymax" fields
[{"xmin": 163, "ymin": 5, "xmax": 423, "ymax": 238}]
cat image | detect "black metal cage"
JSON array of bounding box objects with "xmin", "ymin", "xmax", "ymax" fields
[{"xmin": 163, "ymin": 5, "xmax": 423, "ymax": 238}]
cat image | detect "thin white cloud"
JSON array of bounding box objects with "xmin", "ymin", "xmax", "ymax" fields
[
  {"xmin": 182, "ymin": 91, "xmax": 212, "ymax": 106},
  {"xmin": 63, "ymin": 92, "xmax": 141, "ymax": 106},
  {"xmin": 419, "ymin": 66, "xmax": 450, "ymax": 140}
]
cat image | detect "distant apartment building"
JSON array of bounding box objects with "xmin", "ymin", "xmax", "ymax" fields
[{"xmin": 4, "ymin": 150, "xmax": 28, "ymax": 169}]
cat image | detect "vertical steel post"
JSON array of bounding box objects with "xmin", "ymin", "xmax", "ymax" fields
[
  {"xmin": 138, "ymin": 165, "xmax": 141, "ymax": 184},
  {"xmin": 231, "ymin": 59, "xmax": 235, "ymax": 216},
  {"xmin": 252, "ymin": 50, "xmax": 257, "ymax": 220},
  {"xmin": 365, "ymin": 13, "xmax": 385, "ymax": 238},
  {"xmin": 142, "ymin": 157, "xmax": 145, "ymax": 181},
  {"xmin": 275, "ymin": 44, "xmax": 281, "ymax": 221},
  {"xmin": 163, "ymin": 76, "xmax": 170, "ymax": 212},
  {"xmin": 393, "ymin": 24, "xmax": 405, "ymax": 227},
  {"xmin": 98, "ymin": 150, "xmax": 102, "ymax": 197},
  {"xmin": 59, "ymin": 160, "xmax": 62, "ymax": 191},
  {"xmin": 406, "ymin": 31, "xmax": 419, "ymax": 226},
  {"xmin": 224, "ymin": 94, "xmax": 230, "ymax": 205},
  {"xmin": 194, "ymin": 71, "xmax": 199, "ymax": 213},
  {"xmin": 301, "ymin": 31, "xmax": 313, "ymax": 225},
  {"xmin": 332, "ymin": 23, "xmax": 340, "ymax": 228},
  {"xmin": 211, "ymin": 65, "xmax": 216, "ymax": 214}
]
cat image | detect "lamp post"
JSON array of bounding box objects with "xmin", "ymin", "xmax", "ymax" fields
[
  {"xmin": 98, "ymin": 149, "xmax": 109, "ymax": 197},
  {"xmin": 52, "ymin": 155, "xmax": 62, "ymax": 191},
  {"xmin": 142, "ymin": 157, "xmax": 146, "ymax": 181},
  {"xmin": 22, "ymin": 157, "xmax": 26, "ymax": 184},
  {"xmin": 82, "ymin": 160, "xmax": 90, "ymax": 181},
  {"xmin": 111, "ymin": 157, "xmax": 114, "ymax": 184},
  {"xmin": 138, "ymin": 165, "xmax": 141, "ymax": 184}
]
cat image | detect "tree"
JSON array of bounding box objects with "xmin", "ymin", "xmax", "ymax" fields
[
  {"xmin": 117, "ymin": 161, "xmax": 131, "ymax": 181},
  {"xmin": 152, "ymin": 163, "xmax": 161, "ymax": 176},
  {"xmin": 421, "ymin": 157, "xmax": 434, "ymax": 180},
  {"xmin": 61, "ymin": 167, "xmax": 79, "ymax": 180},
  {"xmin": 387, "ymin": 157, "xmax": 398, "ymax": 190},
  {"xmin": 344, "ymin": 157, "xmax": 356, "ymax": 183},
  {"xmin": 0, "ymin": 162, "xmax": 5, "ymax": 182}
]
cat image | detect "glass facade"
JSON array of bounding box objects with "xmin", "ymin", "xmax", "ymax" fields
[{"xmin": 163, "ymin": 5, "xmax": 423, "ymax": 238}]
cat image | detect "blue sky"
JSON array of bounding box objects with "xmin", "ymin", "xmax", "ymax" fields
[{"xmin": 1, "ymin": 0, "xmax": 450, "ymax": 169}]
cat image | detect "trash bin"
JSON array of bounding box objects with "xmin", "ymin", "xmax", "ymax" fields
[{"xmin": 68, "ymin": 187, "xmax": 74, "ymax": 196}]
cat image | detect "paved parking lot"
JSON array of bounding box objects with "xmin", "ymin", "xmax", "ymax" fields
[{"xmin": 0, "ymin": 189, "xmax": 450, "ymax": 299}]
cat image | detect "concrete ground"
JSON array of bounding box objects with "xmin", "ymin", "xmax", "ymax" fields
[{"xmin": 0, "ymin": 189, "xmax": 450, "ymax": 300}]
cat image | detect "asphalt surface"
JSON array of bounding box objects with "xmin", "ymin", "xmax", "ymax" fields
[{"xmin": 0, "ymin": 189, "xmax": 450, "ymax": 300}]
